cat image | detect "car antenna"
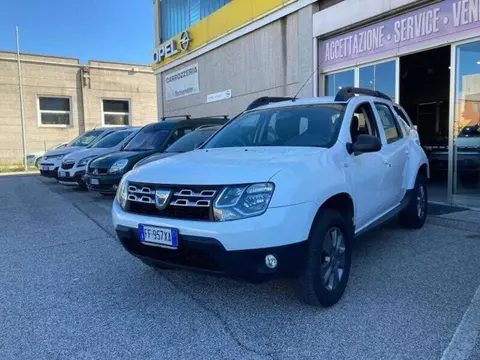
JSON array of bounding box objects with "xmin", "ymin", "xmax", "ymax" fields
[{"xmin": 292, "ymin": 62, "xmax": 322, "ymax": 101}]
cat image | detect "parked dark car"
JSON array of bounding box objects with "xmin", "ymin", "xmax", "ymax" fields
[
  {"xmin": 132, "ymin": 125, "xmax": 221, "ymax": 169},
  {"xmin": 85, "ymin": 116, "xmax": 228, "ymax": 195}
]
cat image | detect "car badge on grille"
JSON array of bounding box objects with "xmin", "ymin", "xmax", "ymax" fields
[
  {"xmin": 93, "ymin": 169, "xmax": 98, "ymax": 175},
  {"xmin": 155, "ymin": 189, "xmax": 171, "ymax": 210}
]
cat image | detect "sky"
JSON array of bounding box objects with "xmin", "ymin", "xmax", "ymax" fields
[{"xmin": 0, "ymin": 0, "xmax": 154, "ymax": 65}]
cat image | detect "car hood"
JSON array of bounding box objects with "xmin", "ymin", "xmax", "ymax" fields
[
  {"xmin": 89, "ymin": 150, "xmax": 156, "ymax": 169},
  {"xmin": 43, "ymin": 146, "xmax": 82, "ymax": 158},
  {"xmin": 62, "ymin": 147, "xmax": 113, "ymax": 162},
  {"xmin": 134, "ymin": 152, "xmax": 179, "ymax": 169},
  {"xmin": 127, "ymin": 147, "xmax": 326, "ymax": 185}
]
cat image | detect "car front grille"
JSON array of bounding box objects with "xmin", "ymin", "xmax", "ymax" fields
[
  {"xmin": 125, "ymin": 182, "xmax": 223, "ymax": 221},
  {"xmin": 88, "ymin": 167, "xmax": 109, "ymax": 175},
  {"xmin": 61, "ymin": 161, "xmax": 75, "ymax": 170}
]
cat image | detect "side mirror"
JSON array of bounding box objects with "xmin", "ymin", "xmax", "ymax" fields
[{"xmin": 347, "ymin": 135, "xmax": 382, "ymax": 155}]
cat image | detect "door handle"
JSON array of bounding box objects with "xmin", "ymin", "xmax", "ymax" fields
[{"xmin": 405, "ymin": 150, "xmax": 409, "ymax": 155}]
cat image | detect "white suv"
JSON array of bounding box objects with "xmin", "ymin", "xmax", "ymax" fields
[{"xmin": 112, "ymin": 88, "xmax": 429, "ymax": 307}]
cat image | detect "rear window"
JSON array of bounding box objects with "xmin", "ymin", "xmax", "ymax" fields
[
  {"xmin": 68, "ymin": 130, "xmax": 105, "ymax": 147},
  {"xmin": 166, "ymin": 130, "xmax": 216, "ymax": 152},
  {"xmin": 92, "ymin": 130, "xmax": 136, "ymax": 148},
  {"xmin": 123, "ymin": 127, "xmax": 170, "ymax": 151}
]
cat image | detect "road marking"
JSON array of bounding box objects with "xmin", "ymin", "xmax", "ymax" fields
[{"xmin": 441, "ymin": 284, "xmax": 480, "ymax": 360}]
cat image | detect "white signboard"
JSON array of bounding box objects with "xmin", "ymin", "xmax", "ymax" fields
[
  {"xmin": 207, "ymin": 89, "xmax": 232, "ymax": 103},
  {"xmin": 164, "ymin": 63, "xmax": 199, "ymax": 101}
]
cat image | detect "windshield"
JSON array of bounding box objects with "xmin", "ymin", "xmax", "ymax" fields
[
  {"xmin": 123, "ymin": 127, "xmax": 170, "ymax": 151},
  {"xmin": 166, "ymin": 129, "xmax": 217, "ymax": 152},
  {"xmin": 92, "ymin": 130, "xmax": 136, "ymax": 149},
  {"xmin": 203, "ymin": 105, "xmax": 346, "ymax": 149},
  {"xmin": 459, "ymin": 125, "xmax": 480, "ymax": 137},
  {"xmin": 68, "ymin": 130, "xmax": 105, "ymax": 147}
]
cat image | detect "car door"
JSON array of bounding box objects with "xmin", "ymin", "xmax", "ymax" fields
[
  {"xmin": 373, "ymin": 102, "xmax": 409, "ymax": 210},
  {"xmin": 345, "ymin": 102, "xmax": 388, "ymax": 230}
]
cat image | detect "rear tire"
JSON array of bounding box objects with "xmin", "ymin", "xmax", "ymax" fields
[
  {"xmin": 296, "ymin": 210, "xmax": 353, "ymax": 307},
  {"xmin": 399, "ymin": 173, "xmax": 427, "ymax": 229}
]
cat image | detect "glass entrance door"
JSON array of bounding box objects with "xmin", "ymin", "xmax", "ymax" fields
[{"xmin": 452, "ymin": 40, "xmax": 480, "ymax": 206}]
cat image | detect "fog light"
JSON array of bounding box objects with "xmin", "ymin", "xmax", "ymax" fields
[
  {"xmin": 265, "ymin": 254, "xmax": 278, "ymax": 269},
  {"xmin": 112, "ymin": 184, "xmax": 118, "ymax": 190}
]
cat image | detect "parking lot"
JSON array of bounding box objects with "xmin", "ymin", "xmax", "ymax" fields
[{"xmin": 0, "ymin": 173, "xmax": 479, "ymax": 360}]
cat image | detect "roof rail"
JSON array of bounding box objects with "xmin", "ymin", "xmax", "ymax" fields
[
  {"xmin": 335, "ymin": 87, "xmax": 391, "ymax": 102},
  {"xmin": 246, "ymin": 96, "xmax": 294, "ymax": 111},
  {"xmin": 160, "ymin": 115, "xmax": 191, "ymax": 121},
  {"xmin": 195, "ymin": 115, "xmax": 229, "ymax": 120}
]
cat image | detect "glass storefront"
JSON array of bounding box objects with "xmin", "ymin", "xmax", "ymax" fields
[
  {"xmin": 324, "ymin": 59, "xmax": 398, "ymax": 101},
  {"xmin": 325, "ymin": 70, "xmax": 355, "ymax": 96},
  {"xmin": 359, "ymin": 60, "xmax": 396, "ymax": 100},
  {"xmin": 452, "ymin": 40, "xmax": 480, "ymax": 205},
  {"xmin": 320, "ymin": 43, "xmax": 480, "ymax": 207}
]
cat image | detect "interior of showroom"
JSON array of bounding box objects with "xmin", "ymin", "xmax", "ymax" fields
[{"xmin": 315, "ymin": 0, "xmax": 480, "ymax": 208}]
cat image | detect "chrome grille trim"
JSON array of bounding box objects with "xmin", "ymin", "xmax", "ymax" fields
[
  {"xmin": 128, "ymin": 185, "xmax": 155, "ymax": 195},
  {"xmin": 170, "ymin": 199, "xmax": 211, "ymax": 207},
  {"xmin": 173, "ymin": 189, "xmax": 217, "ymax": 198},
  {"xmin": 127, "ymin": 194, "xmax": 155, "ymax": 204}
]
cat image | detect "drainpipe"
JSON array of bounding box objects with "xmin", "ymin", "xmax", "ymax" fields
[{"xmin": 78, "ymin": 67, "xmax": 89, "ymax": 134}]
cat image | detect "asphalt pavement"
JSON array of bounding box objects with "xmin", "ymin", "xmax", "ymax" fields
[{"xmin": 0, "ymin": 174, "xmax": 479, "ymax": 360}]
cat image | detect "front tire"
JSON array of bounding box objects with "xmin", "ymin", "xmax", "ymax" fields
[
  {"xmin": 296, "ymin": 210, "xmax": 353, "ymax": 307},
  {"xmin": 399, "ymin": 174, "xmax": 427, "ymax": 229}
]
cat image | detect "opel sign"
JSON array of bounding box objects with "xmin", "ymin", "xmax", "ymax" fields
[{"xmin": 152, "ymin": 30, "xmax": 192, "ymax": 64}]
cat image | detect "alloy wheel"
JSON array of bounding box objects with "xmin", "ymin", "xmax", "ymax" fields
[
  {"xmin": 417, "ymin": 184, "xmax": 426, "ymax": 219},
  {"xmin": 320, "ymin": 227, "xmax": 346, "ymax": 291}
]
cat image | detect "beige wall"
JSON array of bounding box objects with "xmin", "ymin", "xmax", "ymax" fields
[
  {"xmin": 157, "ymin": 4, "xmax": 318, "ymax": 119},
  {"xmin": 160, "ymin": 12, "xmax": 301, "ymax": 118},
  {"xmin": 0, "ymin": 52, "xmax": 157, "ymax": 164}
]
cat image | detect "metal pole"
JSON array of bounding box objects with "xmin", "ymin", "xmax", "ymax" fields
[{"xmin": 16, "ymin": 26, "xmax": 28, "ymax": 171}]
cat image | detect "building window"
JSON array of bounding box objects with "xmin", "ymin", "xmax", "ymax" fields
[
  {"xmin": 324, "ymin": 70, "xmax": 355, "ymax": 96},
  {"xmin": 38, "ymin": 96, "xmax": 72, "ymax": 127},
  {"xmin": 160, "ymin": 0, "xmax": 231, "ymax": 42},
  {"xmin": 102, "ymin": 99, "xmax": 130, "ymax": 126}
]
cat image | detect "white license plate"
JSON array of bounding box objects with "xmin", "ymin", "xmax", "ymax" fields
[
  {"xmin": 139, "ymin": 225, "xmax": 178, "ymax": 248},
  {"xmin": 41, "ymin": 165, "xmax": 51, "ymax": 171},
  {"xmin": 59, "ymin": 171, "xmax": 67, "ymax": 177},
  {"xmin": 90, "ymin": 178, "xmax": 100, "ymax": 185}
]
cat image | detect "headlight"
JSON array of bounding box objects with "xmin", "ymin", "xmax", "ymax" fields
[
  {"xmin": 108, "ymin": 159, "xmax": 129, "ymax": 174},
  {"xmin": 213, "ymin": 182, "xmax": 274, "ymax": 221},
  {"xmin": 45, "ymin": 154, "xmax": 65, "ymax": 161},
  {"xmin": 116, "ymin": 177, "xmax": 128, "ymax": 209},
  {"xmin": 78, "ymin": 156, "xmax": 95, "ymax": 167}
]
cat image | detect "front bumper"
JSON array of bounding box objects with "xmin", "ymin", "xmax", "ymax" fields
[
  {"xmin": 85, "ymin": 173, "xmax": 123, "ymax": 194},
  {"xmin": 112, "ymin": 200, "xmax": 317, "ymax": 281},
  {"xmin": 39, "ymin": 159, "xmax": 62, "ymax": 178},
  {"xmin": 57, "ymin": 169, "xmax": 86, "ymax": 187},
  {"xmin": 116, "ymin": 225, "xmax": 308, "ymax": 282}
]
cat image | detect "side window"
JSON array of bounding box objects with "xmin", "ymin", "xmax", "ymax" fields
[
  {"xmin": 393, "ymin": 105, "xmax": 411, "ymax": 135},
  {"xmin": 374, "ymin": 103, "xmax": 403, "ymax": 144},
  {"xmin": 350, "ymin": 103, "xmax": 379, "ymax": 143}
]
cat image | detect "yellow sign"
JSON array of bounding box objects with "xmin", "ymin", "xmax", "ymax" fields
[{"xmin": 152, "ymin": 0, "xmax": 294, "ymax": 70}]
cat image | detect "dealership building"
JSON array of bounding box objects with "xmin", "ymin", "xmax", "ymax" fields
[{"xmin": 153, "ymin": 0, "xmax": 480, "ymax": 207}]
